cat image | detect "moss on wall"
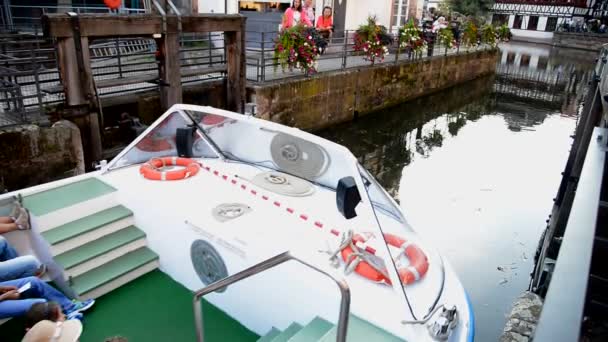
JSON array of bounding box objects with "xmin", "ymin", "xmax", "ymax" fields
[
  {"xmin": 0, "ymin": 121, "xmax": 84, "ymax": 191},
  {"xmin": 252, "ymin": 49, "xmax": 499, "ymax": 131}
]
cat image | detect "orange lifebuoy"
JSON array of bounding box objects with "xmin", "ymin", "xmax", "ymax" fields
[
  {"xmin": 340, "ymin": 232, "xmax": 429, "ymax": 285},
  {"xmin": 139, "ymin": 157, "xmax": 200, "ymax": 181},
  {"xmin": 103, "ymin": 0, "xmax": 121, "ymax": 10}
]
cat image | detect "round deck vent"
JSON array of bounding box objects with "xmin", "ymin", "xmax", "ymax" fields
[
  {"xmin": 252, "ymin": 171, "xmax": 315, "ymax": 197},
  {"xmin": 191, "ymin": 240, "xmax": 228, "ymax": 292},
  {"xmin": 270, "ymin": 133, "xmax": 329, "ymax": 180},
  {"xmin": 212, "ymin": 203, "xmax": 252, "ymax": 222}
]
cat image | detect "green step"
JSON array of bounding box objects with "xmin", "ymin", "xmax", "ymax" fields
[
  {"xmin": 270, "ymin": 323, "xmax": 302, "ymax": 342},
  {"xmin": 42, "ymin": 205, "xmax": 132, "ymax": 245},
  {"xmin": 288, "ymin": 317, "xmax": 333, "ymax": 342},
  {"xmin": 23, "ymin": 178, "xmax": 116, "ymax": 216},
  {"xmin": 258, "ymin": 327, "xmax": 281, "ymax": 342},
  {"xmin": 55, "ymin": 226, "xmax": 146, "ymax": 270},
  {"xmin": 71, "ymin": 247, "xmax": 159, "ymax": 295},
  {"xmin": 318, "ymin": 315, "xmax": 403, "ymax": 342}
]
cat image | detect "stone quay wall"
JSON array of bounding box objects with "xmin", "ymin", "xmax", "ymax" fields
[
  {"xmin": 553, "ymin": 32, "xmax": 608, "ymax": 51},
  {"xmin": 251, "ymin": 49, "xmax": 499, "ymax": 131},
  {"xmin": 0, "ymin": 120, "xmax": 85, "ymax": 192}
]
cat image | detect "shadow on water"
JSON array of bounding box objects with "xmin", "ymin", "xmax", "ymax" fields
[{"xmin": 318, "ymin": 41, "xmax": 594, "ymax": 341}]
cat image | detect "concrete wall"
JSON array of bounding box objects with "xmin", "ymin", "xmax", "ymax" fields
[
  {"xmin": 252, "ymin": 49, "xmax": 499, "ymax": 131},
  {"xmin": 553, "ymin": 32, "xmax": 608, "ymax": 51},
  {"xmin": 0, "ymin": 121, "xmax": 84, "ymax": 192}
]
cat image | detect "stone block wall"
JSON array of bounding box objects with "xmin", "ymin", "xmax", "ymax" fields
[
  {"xmin": 252, "ymin": 49, "xmax": 499, "ymax": 131},
  {"xmin": 0, "ymin": 120, "xmax": 84, "ymax": 192},
  {"xmin": 553, "ymin": 32, "xmax": 608, "ymax": 51}
]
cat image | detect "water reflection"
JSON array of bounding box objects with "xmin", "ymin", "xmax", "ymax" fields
[{"xmin": 318, "ymin": 41, "xmax": 593, "ymax": 341}]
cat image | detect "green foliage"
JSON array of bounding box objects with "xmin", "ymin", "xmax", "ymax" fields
[
  {"xmin": 399, "ymin": 19, "xmax": 427, "ymax": 55},
  {"xmin": 354, "ymin": 16, "xmax": 393, "ymax": 64},
  {"xmin": 496, "ymin": 24, "xmax": 511, "ymax": 41},
  {"xmin": 462, "ymin": 21, "xmax": 479, "ymax": 47},
  {"xmin": 481, "ymin": 24, "xmax": 497, "ymax": 47},
  {"xmin": 438, "ymin": 28, "xmax": 455, "ymax": 49},
  {"xmin": 447, "ymin": 0, "xmax": 494, "ymax": 17},
  {"xmin": 437, "ymin": 0, "xmax": 452, "ymax": 17},
  {"xmin": 274, "ymin": 25, "xmax": 320, "ymax": 75}
]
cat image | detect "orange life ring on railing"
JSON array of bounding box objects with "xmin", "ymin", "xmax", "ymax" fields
[
  {"xmin": 103, "ymin": 0, "xmax": 122, "ymax": 10},
  {"xmin": 139, "ymin": 157, "xmax": 200, "ymax": 181},
  {"xmin": 340, "ymin": 232, "xmax": 429, "ymax": 285}
]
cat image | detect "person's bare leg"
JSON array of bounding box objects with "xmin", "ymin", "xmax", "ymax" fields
[
  {"xmin": 0, "ymin": 222, "xmax": 18, "ymax": 234},
  {"xmin": 0, "ymin": 217, "xmax": 13, "ymax": 224}
]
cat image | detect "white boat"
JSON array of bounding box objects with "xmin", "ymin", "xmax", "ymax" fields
[{"xmin": 2, "ymin": 104, "xmax": 474, "ymax": 342}]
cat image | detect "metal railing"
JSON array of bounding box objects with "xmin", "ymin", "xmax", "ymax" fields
[
  {"xmin": 534, "ymin": 126, "xmax": 607, "ymax": 341},
  {"xmin": 245, "ymin": 29, "xmax": 495, "ymax": 83},
  {"xmin": 192, "ymin": 251, "xmax": 351, "ymax": 342},
  {"xmin": 2, "ymin": 4, "xmax": 148, "ymax": 31},
  {"xmin": 0, "ymin": 26, "xmax": 494, "ymax": 127},
  {"xmin": 0, "ymin": 28, "xmax": 226, "ymax": 126},
  {"xmin": 530, "ymin": 43, "xmax": 608, "ymax": 341}
]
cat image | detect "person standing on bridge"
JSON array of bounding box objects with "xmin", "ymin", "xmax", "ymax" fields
[
  {"xmin": 282, "ymin": 0, "xmax": 312, "ymax": 29},
  {"xmin": 303, "ymin": 0, "xmax": 315, "ymax": 26}
]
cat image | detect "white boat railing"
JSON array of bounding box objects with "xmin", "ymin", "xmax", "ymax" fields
[{"xmin": 192, "ymin": 251, "xmax": 351, "ymax": 342}]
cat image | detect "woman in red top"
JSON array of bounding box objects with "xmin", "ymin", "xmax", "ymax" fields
[
  {"xmin": 282, "ymin": 0, "xmax": 312, "ymax": 29},
  {"xmin": 316, "ymin": 6, "xmax": 333, "ymax": 37},
  {"xmin": 316, "ymin": 6, "xmax": 333, "ymax": 54}
]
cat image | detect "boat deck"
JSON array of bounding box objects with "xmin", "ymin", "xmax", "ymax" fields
[{"xmin": 2, "ymin": 270, "xmax": 258, "ymax": 342}]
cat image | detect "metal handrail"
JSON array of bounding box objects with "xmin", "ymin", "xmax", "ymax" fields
[{"xmin": 192, "ymin": 251, "xmax": 351, "ymax": 342}]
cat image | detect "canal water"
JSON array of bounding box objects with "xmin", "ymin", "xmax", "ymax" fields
[{"xmin": 318, "ymin": 41, "xmax": 595, "ymax": 341}]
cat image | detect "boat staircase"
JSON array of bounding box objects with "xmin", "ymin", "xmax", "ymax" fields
[
  {"xmin": 256, "ymin": 315, "xmax": 402, "ymax": 342},
  {"xmin": 21, "ymin": 177, "xmax": 159, "ymax": 300}
]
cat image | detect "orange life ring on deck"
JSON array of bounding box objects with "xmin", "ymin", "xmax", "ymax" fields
[
  {"xmin": 340, "ymin": 232, "xmax": 429, "ymax": 285},
  {"xmin": 103, "ymin": 0, "xmax": 121, "ymax": 10},
  {"xmin": 139, "ymin": 157, "xmax": 200, "ymax": 181}
]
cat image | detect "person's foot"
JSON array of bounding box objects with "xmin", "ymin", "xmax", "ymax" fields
[
  {"xmin": 65, "ymin": 298, "xmax": 95, "ymax": 316},
  {"xmin": 66, "ymin": 311, "xmax": 84, "ymax": 321},
  {"xmin": 35, "ymin": 264, "xmax": 47, "ymax": 278},
  {"xmin": 9, "ymin": 201, "xmax": 21, "ymax": 220},
  {"xmin": 15, "ymin": 207, "xmax": 30, "ymax": 230}
]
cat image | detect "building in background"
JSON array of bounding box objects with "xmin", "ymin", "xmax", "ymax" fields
[{"xmin": 491, "ymin": 0, "xmax": 608, "ymax": 41}]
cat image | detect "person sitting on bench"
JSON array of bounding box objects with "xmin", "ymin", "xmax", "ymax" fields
[
  {"xmin": 0, "ymin": 203, "xmax": 45, "ymax": 282},
  {"xmin": 0, "ymin": 276, "xmax": 94, "ymax": 320}
]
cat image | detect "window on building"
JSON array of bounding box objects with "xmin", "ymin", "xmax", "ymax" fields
[
  {"xmin": 537, "ymin": 57, "xmax": 549, "ymax": 70},
  {"xmin": 391, "ymin": 0, "xmax": 408, "ymax": 27},
  {"xmin": 528, "ymin": 16, "xmax": 539, "ymax": 30},
  {"xmin": 492, "ymin": 14, "xmax": 508, "ymax": 26},
  {"xmin": 513, "ymin": 15, "xmax": 523, "ymax": 29},
  {"xmin": 546, "ymin": 17, "xmax": 558, "ymax": 31},
  {"xmin": 520, "ymin": 54, "xmax": 531, "ymax": 67},
  {"xmin": 507, "ymin": 52, "xmax": 516, "ymax": 65}
]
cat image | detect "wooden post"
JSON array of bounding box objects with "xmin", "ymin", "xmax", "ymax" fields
[
  {"xmin": 225, "ymin": 18, "xmax": 245, "ymax": 113},
  {"xmin": 55, "ymin": 36, "xmax": 102, "ymax": 168},
  {"xmin": 56, "ymin": 37, "xmax": 94, "ymax": 106},
  {"xmin": 160, "ymin": 18, "xmax": 182, "ymax": 110}
]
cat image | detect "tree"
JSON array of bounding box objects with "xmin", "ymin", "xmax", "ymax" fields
[{"xmin": 447, "ymin": 0, "xmax": 494, "ymax": 17}]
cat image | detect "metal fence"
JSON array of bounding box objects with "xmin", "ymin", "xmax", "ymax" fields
[
  {"xmin": 245, "ymin": 29, "xmax": 495, "ymax": 83},
  {"xmin": 0, "ymin": 27, "xmax": 227, "ymax": 127},
  {"xmin": 1, "ymin": 4, "xmax": 148, "ymax": 31},
  {"xmin": 0, "ymin": 25, "xmax": 495, "ymax": 128}
]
